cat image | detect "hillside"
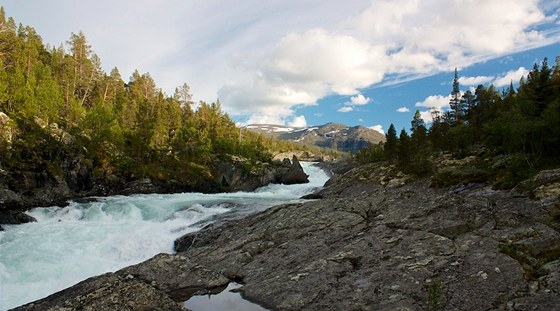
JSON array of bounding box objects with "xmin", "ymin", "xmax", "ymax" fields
[{"xmin": 245, "ymin": 122, "xmax": 386, "ymax": 153}]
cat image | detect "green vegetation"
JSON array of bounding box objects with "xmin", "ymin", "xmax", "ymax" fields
[
  {"xmin": 357, "ymin": 57, "xmax": 560, "ymax": 188},
  {"xmin": 0, "ymin": 8, "xmax": 276, "ymax": 189},
  {"xmin": 426, "ymin": 279, "xmax": 447, "ymax": 311}
]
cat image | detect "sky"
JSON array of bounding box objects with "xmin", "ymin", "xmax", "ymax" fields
[{"xmin": 1, "ymin": 0, "xmax": 560, "ymax": 134}]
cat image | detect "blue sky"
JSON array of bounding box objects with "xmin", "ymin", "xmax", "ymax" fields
[{"xmin": 1, "ymin": 0, "xmax": 560, "ymax": 133}]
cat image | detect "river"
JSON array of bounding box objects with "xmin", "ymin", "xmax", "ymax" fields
[{"xmin": 0, "ymin": 162, "xmax": 330, "ymax": 310}]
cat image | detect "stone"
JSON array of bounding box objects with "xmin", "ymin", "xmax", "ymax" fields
[
  {"xmin": 14, "ymin": 162, "xmax": 560, "ymax": 310},
  {"xmin": 275, "ymin": 155, "xmax": 309, "ymax": 185},
  {"xmin": 12, "ymin": 273, "xmax": 186, "ymax": 311}
]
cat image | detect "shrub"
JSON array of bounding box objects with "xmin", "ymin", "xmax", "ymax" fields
[{"xmin": 431, "ymin": 166, "xmax": 489, "ymax": 187}]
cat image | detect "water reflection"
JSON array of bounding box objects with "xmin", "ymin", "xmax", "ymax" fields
[{"xmin": 184, "ymin": 282, "xmax": 269, "ymax": 311}]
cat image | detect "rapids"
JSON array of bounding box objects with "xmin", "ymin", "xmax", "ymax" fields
[{"xmin": 0, "ymin": 162, "xmax": 329, "ymax": 310}]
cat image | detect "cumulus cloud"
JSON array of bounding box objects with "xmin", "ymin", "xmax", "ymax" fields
[
  {"xmin": 7, "ymin": 0, "xmax": 557, "ymax": 127},
  {"xmin": 288, "ymin": 115, "xmax": 308, "ymax": 127},
  {"xmin": 348, "ymin": 94, "xmax": 371, "ymax": 106},
  {"xmin": 493, "ymin": 67, "xmax": 530, "ymax": 87},
  {"xmin": 457, "ymin": 67, "xmax": 531, "ymax": 88},
  {"xmin": 415, "ymin": 95, "xmax": 453, "ymax": 123},
  {"xmin": 397, "ymin": 107, "xmax": 410, "ymax": 113},
  {"xmin": 218, "ymin": 0, "xmax": 554, "ymax": 124},
  {"xmin": 338, "ymin": 107, "xmax": 354, "ymax": 113},
  {"xmin": 369, "ymin": 124, "xmax": 385, "ymax": 134},
  {"xmin": 459, "ymin": 75, "xmax": 495, "ymax": 86},
  {"xmin": 415, "ymin": 95, "xmax": 452, "ymax": 111},
  {"xmin": 220, "ymin": 28, "xmax": 386, "ymax": 119}
]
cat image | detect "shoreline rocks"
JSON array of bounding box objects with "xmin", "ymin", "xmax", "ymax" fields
[
  {"xmin": 11, "ymin": 163, "xmax": 560, "ymax": 310},
  {"xmin": 0, "ymin": 156, "xmax": 309, "ymax": 226}
]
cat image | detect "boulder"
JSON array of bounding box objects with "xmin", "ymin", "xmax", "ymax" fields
[
  {"xmin": 0, "ymin": 188, "xmax": 24, "ymax": 208},
  {"xmin": 215, "ymin": 156, "xmax": 308, "ymax": 192},
  {"xmin": 276, "ymin": 155, "xmax": 309, "ymax": 184},
  {"xmin": 12, "ymin": 273, "xmax": 185, "ymax": 311}
]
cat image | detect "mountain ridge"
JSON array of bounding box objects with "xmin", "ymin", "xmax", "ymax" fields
[{"xmin": 244, "ymin": 122, "xmax": 386, "ymax": 153}]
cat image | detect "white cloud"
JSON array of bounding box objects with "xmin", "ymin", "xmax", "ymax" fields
[
  {"xmin": 493, "ymin": 67, "xmax": 530, "ymax": 87},
  {"xmin": 338, "ymin": 107, "xmax": 354, "ymax": 113},
  {"xmin": 245, "ymin": 113, "xmax": 285, "ymax": 126},
  {"xmin": 348, "ymin": 94, "xmax": 371, "ymax": 106},
  {"xmin": 3, "ymin": 0, "xmax": 558, "ymax": 124},
  {"xmin": 415, "ymin": 94, "xmax": 453, "ymax": 123},
  {"xmin": 419, "ymin": 109, "xmax": 437, "ymax": 124},
  {"xmin": 217, "ymin": 0, "xmax": 554, "ymax": 123},
  {"xmin": 415, "ymin": 95, "xmax": 451, "ymax": 111},
  {"xmin": 288, "ymin": 115, "xmax": 308, "ymax": 127},
  {"xmin": 459, "ymin": 75, "xmax": 495, "ymax": 86},
  {"xmin": 369, "ymin": 125, "xmax": 385, "ymax": 134},
  {"xmin": 397, "ymin": 107, "xmax": 410, "ymax": 113}
]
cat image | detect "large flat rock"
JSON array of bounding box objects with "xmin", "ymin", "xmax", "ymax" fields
[{"xmin": 13, "ymin": 164, "xmax": 560, "ymax": 310}]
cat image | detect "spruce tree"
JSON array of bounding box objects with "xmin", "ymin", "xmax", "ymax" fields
[
  {"xmin": 449, "ymin": 68, "xmax": 465, "ymax": 125},
  {"xmin": 384, "ymin": 124, "xmax": 398, "ymax": 162}
]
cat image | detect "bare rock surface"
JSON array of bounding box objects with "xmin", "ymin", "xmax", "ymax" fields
[{"xmin": 13, "ymin": 163, "xmax": 560, "ymax": 310}]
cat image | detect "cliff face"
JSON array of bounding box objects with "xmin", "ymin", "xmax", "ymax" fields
[{"xmin": 13, "ymin": 164, "xmax": 560, "ymax": 310}]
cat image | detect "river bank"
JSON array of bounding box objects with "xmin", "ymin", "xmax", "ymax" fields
[
  {"xmin": 10, "ymin": 162, "xmax": 560, "ymax": 310},
  {"xmin": 0, "ymin": 162, "xmax": 327, "ymax": 310},
  {"xmin": 0, "ymin": 155, "xmax": 310, "ymax": 230}
]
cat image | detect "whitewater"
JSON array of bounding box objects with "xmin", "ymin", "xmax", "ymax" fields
[{"xmin": 0, "ymin": 162, "xmax": 330, "ymax": 310}]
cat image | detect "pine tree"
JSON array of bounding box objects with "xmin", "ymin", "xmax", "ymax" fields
[
  {"xmin": 449, "ymin": 68, "xmax": 465, "ymax": 125},
  {"xmin": 397, "ymin": 128, "xmax": 412, "ymax": 164},
  {"xmin": 410, "ymin": 110, "xmax": 427, "ymax": 148},
  {"xmin": 384, "ymin": 124, "xmax": 398, "ymax": 162}
]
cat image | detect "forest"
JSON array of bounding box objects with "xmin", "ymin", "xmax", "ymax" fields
[
  {"xmin": 0, "ymin": 7, "xmax": 282, "ymax": 192},
  {"xmin": 357, "ymin": 58, "xmax": 560, "ymax": 189},
  {"xmin": 2, "ymin": 5, "xmax": 559, "ymax": 197}
]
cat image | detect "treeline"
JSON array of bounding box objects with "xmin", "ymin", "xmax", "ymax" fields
[
  {"xmin": 357, "ymin": 57, "xmax": 560, "ymax": 188},
  {"xmin": 0, "ymin": 8, "xmax": 271, "ymax": 186}
]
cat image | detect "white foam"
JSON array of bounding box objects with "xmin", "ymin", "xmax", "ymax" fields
[{"xmin": 0, "ymin": 162, "xmax": 329, "ymax": 310}]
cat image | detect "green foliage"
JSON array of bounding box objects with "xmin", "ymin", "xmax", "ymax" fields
[
  {"xmin": 491, "ymin": 154, "xmax": 535, "ymax": 190},
  {"xmin": 355, "ymin": 142, "xmax": 384, "ymax": 164},
  {"xmin": 0, "ymin": 9, "xmax": 275, "ymax": 188},
  {"xmin": 358, "ymin": 58, "xmax": 560, "ymax": 189},
  {"xmin": 426, "ymin": 279, "xmax": 446, "ymax": 311},
  {"xmin": 384, "ymin": 124, "xmax": 398, "ymax": 161},
  {"xmin": 431, "ymin": 166, "xmax": 489, "ymax": 188}
]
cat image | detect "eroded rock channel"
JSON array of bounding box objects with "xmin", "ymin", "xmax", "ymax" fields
[{"xmin": 13, "ymin": 164, "xmax": 560, "ymax": 311}]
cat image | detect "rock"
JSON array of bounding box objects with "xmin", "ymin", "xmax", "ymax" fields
[
  {"xmin": 123, "ymin": 178, "xmax": 156, "ymax": 194},
  {"xmin": 174, "ymin": 232, "xmax": 197, "ymax": 252},
  {"xmin": 0, "ymin": 188, "xmax": 24, "ymax": 208},
  {"xmin": 215, "ymin": 156, "xmax": 308, "ymax": 192},
  {"xmin": 0, "ymin": 189, "xmax": 37, "ymax": 225},
  {"xmin": 12, "ymin": 273, "xmax": 186, "ymax": 311},
  {"xmin": 511, "ymin": 168, "xmax": 560, "ymax": 198},
  {"xmin": 0, "ymin": 210, "xmax": 36, "ymax": 225},
  {"xmin": 16, "ymin": 163, "xmax": 560, "ymax": 310},
  {"xmin": 118, "ymin": 253, "xmax": 230, "ymax": 300},
  {"xmin": 316, "ymin": 156, "xmax": 359, "ymax": 177},
  {"xmin": 276, "ymin": 155, "xmax": 309, "ymax": 185},
  {"xmin": 0, "ymin": 111, "xmax": 16, "ymax": 142}
]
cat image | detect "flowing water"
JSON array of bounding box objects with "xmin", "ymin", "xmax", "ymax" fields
[{"xmin": 0, "ymin": 162, "xmax": 329, "ymax": 310}]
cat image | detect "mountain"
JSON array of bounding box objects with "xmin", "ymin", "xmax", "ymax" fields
[{"xmin": 245, "ymin": 122, "xmax": 386, "ymax": 153}]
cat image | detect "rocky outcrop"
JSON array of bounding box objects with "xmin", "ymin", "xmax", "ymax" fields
[
  {"xmin": 13, "ymin": 163, "xmax": 560, "ymax": 310},
  {"xmin": 216, "ymin": 156, "xmax": 309, "ymax": 192},
  {"xmin": 0, "ymin": 152, "xmax": 311, "ymax": 225},
  {"xmin": 276, "ymin": 156, "xmax": 308, "ymax": 185}
]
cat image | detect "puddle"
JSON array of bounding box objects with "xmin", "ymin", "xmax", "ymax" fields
[{"xmin": 184, "ymin": 283, "xmax": 269, "ymax": 311}]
